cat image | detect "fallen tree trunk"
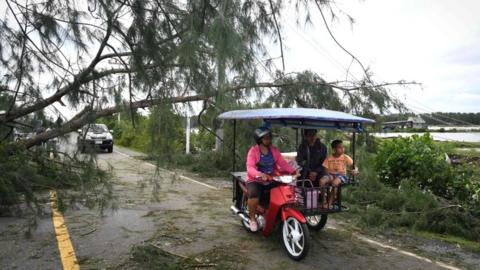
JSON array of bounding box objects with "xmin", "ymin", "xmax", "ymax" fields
[
  {"xmin": 20, "ymin": 79, "xmax": 415, "ymax": 148},
  {"xmin": 23, "ymin": 93, "xmax": 205, "ymax": 148}
]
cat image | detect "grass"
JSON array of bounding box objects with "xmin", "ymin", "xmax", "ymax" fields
[
  {"xmin": 129, "ymin": 243, "xmax": 248, "ymax": 270},
  {"xmin": 439, "ymin": 141, "xmax": 480, "ymax": 150},
  {"xmin": 131, "ymin": 244, "xmax": 184, "ymax": 270},
  {"xmin": 415, "ymin": 231, "xmax": 480, "ymax": 253}
]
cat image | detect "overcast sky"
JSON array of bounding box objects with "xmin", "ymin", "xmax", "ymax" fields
[
  {"xmin": 2, "ymin": 0, "xmax": 479, "ymax": 118},
  {"xmin": 272, "ymin": 0, "xmax": 480, "ymax": 113}
]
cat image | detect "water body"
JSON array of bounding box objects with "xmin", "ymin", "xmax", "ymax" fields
[
  {"xmin": 428, "ymin": 126, "xmax": 480, "ymax": 131},
  {"xmin": 372, "ymin": 132, "xmax": 480, "ymax": 142}
]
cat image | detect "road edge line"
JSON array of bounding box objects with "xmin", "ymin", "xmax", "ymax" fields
[
  {"xmin": 113, "ymin": 149, "xmax": 218, "ymax": 190},
  {"xmin": 353, "ymin": 232, "xmax": 461, "ymax": 270}
]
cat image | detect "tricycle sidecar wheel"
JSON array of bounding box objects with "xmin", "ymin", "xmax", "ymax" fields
[
  {"xmin": 305, "ymin": 214, "xmax": 328, "ymax": 231},
  {"xmin": 281, "ymin": 217, "xmax": 310, "ymax": 260}
]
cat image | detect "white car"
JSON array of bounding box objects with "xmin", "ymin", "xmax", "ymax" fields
[{"xmin": 77, "ymin": 124, "xmax": 113, "ymax": 153}]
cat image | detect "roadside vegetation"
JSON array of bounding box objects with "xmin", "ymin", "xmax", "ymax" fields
[
  {"xmin": 0, "ymin": 143, "xmax": 113, "ymax": 216},
  {"xmin": 0, "ymin": 95, "xmax": 112, "ymax": 215},
  {"xmin": 343, "ymin": 134, "xmax": 480, "ymax": 245}
]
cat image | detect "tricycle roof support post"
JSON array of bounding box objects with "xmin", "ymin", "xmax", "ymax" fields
[
  {"xmin": 295, "ymin": 128, "xmax": 299, "ymax": 149},
  {"xmin": 232, "ymin": 120, "xmax": 240, "ymax": 206},
  {"xmin": 352, "ymin": 131, "xmax": 356, "ymax": 182},
  {"xmin": 232, "ymin": 119, "xmax": 237, "ymax": 172}
]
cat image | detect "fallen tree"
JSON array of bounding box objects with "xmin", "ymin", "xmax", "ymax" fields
[
  {"xmin": 0, "ymin": 0, "xmax": 414, "ymax": 149},
  {"xmin": 0, "ymin": 0, "xmax": 417, "ymax": 209}
]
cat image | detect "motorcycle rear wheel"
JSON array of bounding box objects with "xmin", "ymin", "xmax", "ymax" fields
[{"xmin": 305, "ymin": 214, "xmax": 328, "ymax": 231}]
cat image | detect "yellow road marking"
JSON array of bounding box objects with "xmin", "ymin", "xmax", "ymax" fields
[{"xmin": 50, "ymin": 191, "xmax": 80, "ymax": 270}]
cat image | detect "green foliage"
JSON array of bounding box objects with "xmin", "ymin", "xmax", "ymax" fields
[
  {"xmin": 375, "ymin": 134, "xmax": 480, "ymax": 210},
  {"xmin": 99, "ymin": 104, "xmax": 185, "ymax": 161},
  {"xmin": 267, "ymin": 70, "xmax": 404, "ymax": 114},
  {"xmin": 191, "ymin": 129, "xmax": 215, "ymax": 152},
  {"xmin": 115, "ymin": 117, "xmax": 150, "ymax": 152},
  {"xmin": 344, "ymin": 144, "xmax": 480, "ymax": 241},
  {"xmin": 375, "ymin": 134, "xmax": 453, "ymax": 196},
  {"xmin": 170, "ymin": 151, "xmax": 233, "ymax": 178},
  {"xmin": 0, "ymin": 142, "xmax": 111, "ymax": 213},
  {"xmin": 148, "ymin": 105, "xmax": 185, "ymax": 163},
  {"xmin": 131, "ymin": 245, "xmax": 183, "ymax": 270},
  {"xmin": 269, "ymin": 71, "xmax": 345, "ymax": 110}
]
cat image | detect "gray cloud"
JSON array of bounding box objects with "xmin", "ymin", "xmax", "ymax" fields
[{"xmin": 444, "ymin": 38, "xmax": 480, "ymax": 65}]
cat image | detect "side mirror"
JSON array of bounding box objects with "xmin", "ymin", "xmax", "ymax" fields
[{"xmin": 109, "ymin": 130, "xmax": 113, "ymax": 134}]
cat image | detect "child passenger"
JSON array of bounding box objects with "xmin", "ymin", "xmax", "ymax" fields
[{"xmin": 320, "ymin": 139, "xmax": 358, "ymax": 209}]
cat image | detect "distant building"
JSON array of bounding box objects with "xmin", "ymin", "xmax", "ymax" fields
[
  {"xmin": 407, "ymin": 116, "xmax": 427, "ymax": 129},
  {"xmin": 383, "ymin": 115, "xmax": 428, "ymax": 130}
]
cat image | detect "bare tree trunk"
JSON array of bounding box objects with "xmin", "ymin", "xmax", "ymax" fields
[{"xmin": 214, "ymin": 128, "xmax": 224, "ymax": 152}]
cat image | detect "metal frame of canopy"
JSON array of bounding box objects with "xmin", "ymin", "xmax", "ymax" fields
[
  {"xmin": 218, "ymin": 108, "xmax": 375, "ymax": 169},
  {"xmin": 217, "ymin": 107, "xmax": 376, "ymax": 207}
]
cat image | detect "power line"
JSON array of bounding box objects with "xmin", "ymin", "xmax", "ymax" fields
[
  {"xmin": 287, "ymin": 4, "xmax": 474, "ymax": 127},
  {"xmin": 408, "ymin": 99, "xmax": 477, "ymax": 126},
  {"xmin": 402, "ymin": 102, "xmax": 479, "ymax": 127},
  {"xmin": 309, "ymin": 3, "xmax": 475, "ymax": 126},
  {"xmin": 314, "ymin": 0, "xmax": 370, "ymax": 84},
  {"xmin": 284, "ymin": 21, "xmax": 354, "ymax": 80}
]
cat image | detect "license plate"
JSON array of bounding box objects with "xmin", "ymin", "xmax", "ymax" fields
[{"xmin": 95, "ymin": 140, "xmax": 102, "ymax": 144}]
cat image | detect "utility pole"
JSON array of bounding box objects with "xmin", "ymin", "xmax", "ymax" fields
[{"xmin": 186, "ymin": 115, "xmax": 191, "ymax": 154}]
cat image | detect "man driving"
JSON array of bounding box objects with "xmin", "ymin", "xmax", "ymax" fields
[{"xmin": 296, "ymin": 129, "xmax": 328, "ymax": 186}]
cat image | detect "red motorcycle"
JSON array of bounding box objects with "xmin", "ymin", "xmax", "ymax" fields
[{"xmin": 230, "ymin": 174, "xmax": 311, "ymax": 260}]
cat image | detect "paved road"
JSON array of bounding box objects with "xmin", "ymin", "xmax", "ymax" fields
[{"xmin": 0, "ymin": 144, "xmax": 475, "ymax": 269}]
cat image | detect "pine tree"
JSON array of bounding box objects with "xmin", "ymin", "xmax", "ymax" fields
[{"xmin": 0, "ymin": 0, "xmax": 414, "ymax": 208}]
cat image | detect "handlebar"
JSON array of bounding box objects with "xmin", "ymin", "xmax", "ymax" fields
[{"xmin": 256, "ymin": 174, "xmax": 296, "ymax": 184}]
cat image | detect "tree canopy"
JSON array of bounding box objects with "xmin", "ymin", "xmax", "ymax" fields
[{"xmin": 0, "ymin": 0, "xmax": 412, "ymax": 148}]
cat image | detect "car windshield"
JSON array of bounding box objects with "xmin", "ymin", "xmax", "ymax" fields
[{"xmin": 86, "ymin": 124, "xmax": 107, "ymax": 133}]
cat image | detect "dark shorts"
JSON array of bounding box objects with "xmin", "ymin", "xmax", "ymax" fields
[
  {"xmin": 246, "ymin": 182, "xmax": 276, "ymax": 200},
  {"xmin": 300, "ymin": 170, "xmax": 327, "ymax": 187}
]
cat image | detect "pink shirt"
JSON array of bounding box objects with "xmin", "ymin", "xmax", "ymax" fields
[{"xmin": 246, "ymin": 144, "xmax": 295, "ymax": 183}]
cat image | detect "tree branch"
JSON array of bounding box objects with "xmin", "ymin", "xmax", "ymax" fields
[
  {"xmin": 22, "ymin": 94, "xmax": 205, "ymax": 148},
  {"xmin": 19, "ymin": 78, "xmax": 419, "ymax": 148},
  {"xmin": 269, "ymin": 0, "xmax": 285, "ymax": 72}
]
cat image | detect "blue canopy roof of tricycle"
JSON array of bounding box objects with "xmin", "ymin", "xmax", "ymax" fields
[{"xmin": 217, "ymin": 108, "xmax": 375, "ymax": 132}]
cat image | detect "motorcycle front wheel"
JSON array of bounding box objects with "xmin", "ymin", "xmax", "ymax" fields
[{"xmin": 281, "ymin": 217, "xmax": 310, "ymax": 260}]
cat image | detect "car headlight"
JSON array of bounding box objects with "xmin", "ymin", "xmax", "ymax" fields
[
  {"xmin": 106, "ymin": 134, "xmax": 113, "ymax": 140},
  {"xmin": 86, "ymin": 134, "xmax": 92, "ymax": 140}
]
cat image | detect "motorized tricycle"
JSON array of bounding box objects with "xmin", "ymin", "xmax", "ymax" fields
[{"xmin": 218, "ymin": 107, "xmax": 375, "ymax": 260}]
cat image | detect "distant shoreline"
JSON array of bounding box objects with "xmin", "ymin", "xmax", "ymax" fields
[
  {"xmin": 381, "ymin": 126, "xmax": 480, "ymax": 133},
  {"xmin": 372, "ymin": 132, "xmax": 480, "ymax": 143}
]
